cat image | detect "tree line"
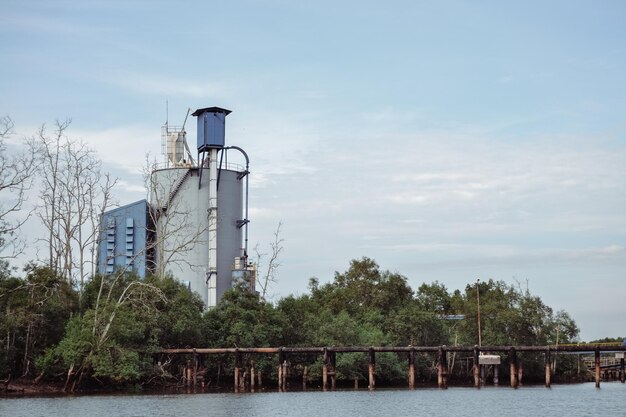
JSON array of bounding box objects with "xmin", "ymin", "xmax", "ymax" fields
[{"xmin": 2, "ymin": 257, "xmax": 583, "ymax": 390}]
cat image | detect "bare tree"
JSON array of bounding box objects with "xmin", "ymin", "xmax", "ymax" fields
[
  {"xmin": 254, "ymin": 221, "xmax": 284, "ymax": 300},
  {"xmin": 0, "ymin": 116, "xmax": 37, "ymax": 259},
  {"xmin": 35, "ymin": 121, "xmax": 117, "ymax": 294}
]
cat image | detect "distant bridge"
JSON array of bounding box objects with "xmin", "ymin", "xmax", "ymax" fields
[{"xmin": 158, "ymin": 344, "xmax": 626, "ymax": 391}]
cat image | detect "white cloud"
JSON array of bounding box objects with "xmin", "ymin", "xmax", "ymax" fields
[{"xmin": 101, "ymin": 72, "xmax": 233, "ymax": 99}]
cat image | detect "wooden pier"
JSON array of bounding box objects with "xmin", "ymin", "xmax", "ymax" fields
[{"xmin": 159, "ymin": 344, "xmax": 626, "ymax": 391}]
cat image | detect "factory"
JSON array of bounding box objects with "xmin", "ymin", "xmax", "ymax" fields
[{"xmin": 97, "ymin": 106, "xmax": 255, "ymax": 307}]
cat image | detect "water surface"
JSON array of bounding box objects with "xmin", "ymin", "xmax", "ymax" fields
[{"xmin": 2, "ymin": 383, "xmax": 624, "ymax": 417}]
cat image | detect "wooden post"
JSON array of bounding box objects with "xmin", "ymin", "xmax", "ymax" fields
[
  {"xmin": 368, "ymin": 348, "xmax": 376, "ymax": 390},
  {"xmin": 545, "ymin": 348, "xmax": 551, "ymax": 388},
  {"xmin": 473, "ymin": 346, "xmax": 480, "ymax": 388},
  {"xmin": 322, "ymin": 348, "xmax": 329, "ymax": 391},
  {"xmin": 493, "ymin": 365, "xmax": 499, "ymax": 386},
  {"xmin": 620, "ymin": 358, "xmax": 625, "ymax": 383},
  {"xmin": 408, "ymin": 349, "xmax": 415, "ymax": 389},
  {"xmin": 480, "ymin": 363, "xmax": 485, "ymax": 386},
  {"xmin": 282, "ymin": 358, "xmax": 287, "ymax": 390},
  {"xmin": 330, "ymin": 351, "xmax": 337, "ymax": 390},
  {"xmin": 250, "ymin": 360, "xmax": 255, "ymax": 391},
  {"xmin": 509, "ymin": 347, "xmax": 517, "ymax": 388},
  {"xmin": 234, "ymin": 350, "xmax": 241, "ymax": 392},
  {"xmin": 193, "ymin": 352, "xmax": 198, "ymax": 388},
  {"xmin": 186, "ymin": 359, "xmax": 192, "ymax": 388},
  {"xmin": 354, "ymin": 378, "xmax": 358, "ymax": 389},
  {"xmin": 437, "ymin": 347, "xmax": 448, "ymax": 389},
  {"xmin": 278, "ymin": 348, "xmax": 284, "ymax": 390},
  {"xmin": 595, "ymin": 348, "xmax": 601, "ymax": 389},
  {"xmin": 517, "ymin": 359, "xmax": 523, "ymax": 387},
  {"xmin": 258, "ymin": 369, "xmax": 263, "ymax": 387},
  {"xmin": 303, "ymin": 366, "xmax": 308, "ymax": 390}
]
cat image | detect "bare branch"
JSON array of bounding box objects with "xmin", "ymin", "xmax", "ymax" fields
[
  {"xmin": 256, "ymin": 221, "xmax": 284, "ymax": 300},
  {"xmin": 0, "ymin": 115, "xmax": 37, "ymax": 258}
]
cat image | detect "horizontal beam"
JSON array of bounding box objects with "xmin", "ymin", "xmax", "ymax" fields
[{"xmin": 158, "ymin": 345, "xmax": 626, "ymax": 355}]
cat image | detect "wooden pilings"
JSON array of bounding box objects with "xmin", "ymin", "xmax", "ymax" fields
[
  {"xmin": 545, "ymin": 348, "xmax": 551, "ymax": 388},
  {"xmin": 408, "ymin": 349, "xmax": 415, "ymax": 389},
  {"xmin": 368, "ymin": 348, "xmax": 376, "ymax": 390},
  {"xmin": 156, "ymin": 344, "xmax": 626, "ymax": 392},
  {"xmin": 509, "ymin": 347, "xmax": 518, "ymax": 388},
  {"xmin": 493, "ymin": 364, "xmax": 499, "ymax": 386},
  {"xmin": 322, "ymin": 348, "xmax": 328, "ymax": 391},
  {"xmin": 437, "ymin": 347, "xmax": 448, "ymax": 389},
  {"xmin": 277, "ymin": 348, "xmax": 286, "ymax": 391},
  {"xmin": 473, "ymin": 346, "xmax": 480, "ymax": 388},
  {"xmin": 329, "ymin": 351, "xmax": 337, "ymax": 390},
  {"xmin": 234, "ymin": 349, "xmax": 241, "ymax": 392},
  {"xmin": 595, "ymin": 348, "xmax": 601, "ymax": 388}
]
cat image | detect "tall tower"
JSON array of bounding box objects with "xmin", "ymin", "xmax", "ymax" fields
[
  {"xmin": 149, "ymin": 106, "xmax": 250, "ymax": 307},
  {"xmin": 194, "ymin": 106, "xmax": 230, "ymax": 306}
]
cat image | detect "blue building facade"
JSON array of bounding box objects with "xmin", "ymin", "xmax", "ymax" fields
[{"xmin": 97, "ymin": 200, "xmax": 152, "ymax": 277}]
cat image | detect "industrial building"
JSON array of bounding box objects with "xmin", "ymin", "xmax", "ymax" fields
[{"xmin": 97, "ymin": 106, "xmax": 255, "ymax": 307}]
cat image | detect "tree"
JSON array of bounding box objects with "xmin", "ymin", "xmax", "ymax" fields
[
  {"xmin": 254, "ymin": 221, "xmax": 284, "ymax": 300},
  {"xmin": 0, "ymin": 116, "xmax": 36, "ymax": 258},
  {"xmin": 37, "ymin": 272, "xmax": 173, "ymax": 390},
  {"xmin": 0, "ymin": 265, "xmax": 77, "ymax": 379},
  {"xmin": 35, "ymin": 121, "xmax": 117, "ymax": 296}
]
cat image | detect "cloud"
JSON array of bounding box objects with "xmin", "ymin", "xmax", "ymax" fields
[{"xmin": 101, "ymin": 72, "xmax": 232, "ymax": 98}]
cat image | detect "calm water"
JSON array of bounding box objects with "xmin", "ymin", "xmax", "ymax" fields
[{"xmin": 1, "ymin": 383, "xmax": 624, "ymax": 417}]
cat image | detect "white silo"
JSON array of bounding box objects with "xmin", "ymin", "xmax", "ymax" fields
[{"xmin": 150, "ymin": 106, "xmax": 251, "ymax": 307}]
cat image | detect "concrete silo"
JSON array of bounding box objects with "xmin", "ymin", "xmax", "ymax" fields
[{"xmin": 150, "ymin": 106, "xmax": 252, "ymax": 307}]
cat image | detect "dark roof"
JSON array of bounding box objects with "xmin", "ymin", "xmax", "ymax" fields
[{"xmin": 191, "ymin": 106, "xmax": 232, "ymax": 116}]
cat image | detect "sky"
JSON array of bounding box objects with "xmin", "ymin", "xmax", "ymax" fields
[{"xmin": 1, "ymin": 0, "xmax": 625, "ymax": 341}]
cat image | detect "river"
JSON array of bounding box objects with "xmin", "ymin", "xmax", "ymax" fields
[{"xmin": 1, "ymin": 383, "xmax": 624, "ymax": 417}]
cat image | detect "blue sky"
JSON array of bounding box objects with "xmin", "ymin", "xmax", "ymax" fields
[{"xmin": 1, "ymin": 0, "xmax": 625, "ymax": 340}]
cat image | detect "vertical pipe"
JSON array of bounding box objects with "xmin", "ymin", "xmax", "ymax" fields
[
  {"xmin": 368, "ymin": 348, "xmax": 376, "ymax": 390},
  {"xmin": 473, "ymin": 346, "xmax": 480, "ymax": 388},
  {"xmin": 509, "ymin": 347, "xmax": 517, "ymax": 389},
  {"xmin": 207, "ymin": 148, "xmax": 218, "ymax": 306},
  {"xmin": 408, "ymin": 349, "xmax": 415, "ymax": 389},
  {"xmin": 545, "ymin": 349, "xmax": 551, "ymax": 388},
  {"xmin": 330, "ymin": 351, "xmax": 337, "ymax": 390},
  {"xmin": 282, "ymin": 358, "xmax": 287, "ymax": 390},
  {"xmin": 517, "ymin": 360, "xmax": 523, "ymax": 387},
  {"xmin": 322, "ymin": 348, "xmax": 328, "ymax": 391},
  {"xmin": 595, "ymin": 348, "xmax": 601, "ymax": 389}
]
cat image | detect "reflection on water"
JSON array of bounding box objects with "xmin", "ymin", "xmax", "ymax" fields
[{"xmin": 1, "ymin": 383, "xmax": 625, "ymax": 417}]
